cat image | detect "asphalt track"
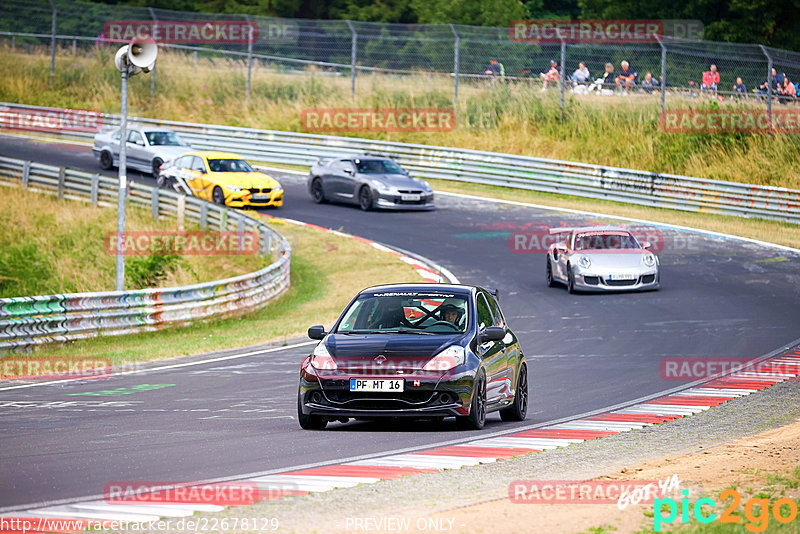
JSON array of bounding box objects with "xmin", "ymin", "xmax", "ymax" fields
[{"xmin": 1, "ymin": 135, "xmax": 799, "ymax": 510}]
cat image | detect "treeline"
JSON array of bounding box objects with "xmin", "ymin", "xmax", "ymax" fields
[{"xmin": 90, "ymin": 0, "xmax": 799, "ymax": 51}]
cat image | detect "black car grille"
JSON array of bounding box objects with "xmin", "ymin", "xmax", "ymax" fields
[
  {"xmin": 605, "ymin": 277, "xmax": 639, "ymax": 287},
  {"xmin": 323, "ymin": 390, "xmax": 435, "ymax": 407},
  {"xmin": 641, "ymin": 274, "xmax": 656, "ymax": 284}
]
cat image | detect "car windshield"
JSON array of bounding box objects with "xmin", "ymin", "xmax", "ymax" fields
[
  {"xmin": 336, "ymin": 291, "xmax": 469, "ymax": 334},
  {"xmin": 355, "ymin": 159, "xmax": 404, "ymax": 174},
  {"xmin": 207, "ymin": 159, "xmax": 255, "ymax": 173},
  {"xmin": 145, "ymin": 131, "xmax": 187, "ymax": 146},
  {"xmin": 575, "ymin": 232, "xmax": 639, "ymax": 250}
]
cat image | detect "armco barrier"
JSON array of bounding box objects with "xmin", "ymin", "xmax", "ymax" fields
[
  {"xmin": 2, "ymin": 102, "xmax": 798, "ymax": 223},
  {"xmin": 0, "ymin": 156, "xmax": 291, "ymax": 350}
]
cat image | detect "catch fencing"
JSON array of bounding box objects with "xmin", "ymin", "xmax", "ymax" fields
[
  {"xmin": 1, "ymin": 0, "xmax": 799, "ymax": 113},
  {"xmin": 2, "ymin": 101, "xmax": 798, "ymax": 224},
  {"xmin": 0, "ymin": 155, "xmax": 291, "ymax": 350}
]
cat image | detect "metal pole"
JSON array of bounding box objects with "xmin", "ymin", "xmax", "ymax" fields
[
  {"xmin": 559, "ymin": 39, "xmax": 566, "ymax": 112},
  {"xmin": 116, "ymin": 67, "xmax": 129, "ymax": 291},
  {"xmin": 450, "ymin": 24, "xmax": 460, "ymax": 110},
  {"xmin": 346, "ymin": 20, "xmax": 356, "ymax": 98},
  {"xmin": 148, "ymin": 8, "xmax": 158, "ymax": 99},
  {"xmin": 759, "ymin": 45, "xmax": 773, "ymax": 129},
  {"xmin": 48, "ymin": 0, "xmax": 56, "ymax": 85},
  {"xmin": 245, "ymin": 14, "xmax": 253, "ymax": 106},
  {"xmin": 659, "ymin": 36, "xmax": 667, "ymax": 117}
]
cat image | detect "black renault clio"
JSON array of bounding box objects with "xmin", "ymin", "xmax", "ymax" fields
[{"xmin": 298, "ymin": 284, "xmax": 527, "ymax": 430}]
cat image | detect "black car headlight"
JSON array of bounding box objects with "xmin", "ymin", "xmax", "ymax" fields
[{"xmin": 423, "ymin": 346, "xmax": 465, "ymax": 372}]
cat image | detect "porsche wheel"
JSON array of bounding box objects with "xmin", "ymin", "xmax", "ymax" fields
[
  {"xmin": 311, "ymin": 178, "xmax": 327, "ymax": 204},
  {"xmin": 546, "ymin": 258, "xmax": 556, "ymax": 287}
]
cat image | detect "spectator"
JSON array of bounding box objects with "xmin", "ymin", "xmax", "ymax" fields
[
  {"xmin": 701, "ymin": 64, "xmax": 720, "ymax": 92},
  {"xmin": 756, "ymin": 68, "xmax": 782, "ymax": 96},
  {"xmin": 540, "ymin": 60, "xmax": 561, "ymax": 91},
  {"xmin": 658, "ymin": 75, "xmax": 672, "ymax": 90},
  {"xmin": 778, "ymin": 76, "xmax": 797, "ymax": 103},
  {"xmin": 615, "ymin": 60, "xmax": 637, "ymax": 94},
  {"xmin": 732, "ymin": 77, "xmax": 747, "ymax": 99},
  {"xmin": 640, "ymin": 72, "xmax": 659, "ymax": 94},
  {"xmin": 571, "ymin": 62, "xmax": 591, "ymax": 84},
  {"xmin": 587, "ymin": 63, "xmax": 615, "ymax": 94},
  {"xmin": 683, "ymin": 79, "xmax": 698, "ymax": 98},
  {"xmin": 483, "ymin": 57, "xmax": 505, "ymax": 77}
]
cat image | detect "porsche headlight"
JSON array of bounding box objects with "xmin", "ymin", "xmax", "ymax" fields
[
  {"xmin": 643, "ymin": 253, "xmax": 656, "ymax": 267},
  {"xmin": 226, "ymin": 185, "xmax": 243, "ymax": 192},
  {"xmin": 578, "ymin": 255, "xmax": 592, "ymax": 269}
]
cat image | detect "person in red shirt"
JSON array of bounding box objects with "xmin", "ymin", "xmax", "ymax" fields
[
  {"xmin": 701, "ymin": 64, "xmax": 720, "ymax": 92},
  {"xmin": 778, "ymin": 76, "xmax": 797, "ymax": 103}
]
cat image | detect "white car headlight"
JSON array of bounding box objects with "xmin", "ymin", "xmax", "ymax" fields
[
  {"xmin": 422, "ymin": 345, "xmax": 466, "ymax": 372},
  {"xmin": 226, "ymin": 185, "xmax": 243, "ymax": 191},
  {"xmin": 578, "ymin": 255, "xmax": 591, "ymax": 269},
  {"xmin": 643, "ymin": 253, "xmax": 656, "ymax": 267}
]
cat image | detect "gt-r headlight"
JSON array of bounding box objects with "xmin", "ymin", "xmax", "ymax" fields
[
  {"xmin": 310, "ymin": 343, "xmax": 337, "ymax": 370},
  {"xmin": 422, "ymin": 345, "xmax": 465, "ymax": 372},
  {"xmin": 578, "ymin": 255, "xmax": 592, "ymax": 269},
  {"xmin": 643, "ymin": 253, "xmax": 656, "ymax": 267},
  {"xmin": 370, "ymin": 179, "xmax": 392, "ymax": 194},
  {"xmin": 225, "ymin": 185, "xmax": 243, "ymax": 192}
]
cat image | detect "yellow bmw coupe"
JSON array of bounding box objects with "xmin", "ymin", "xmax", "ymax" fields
[{"xmin": 158, "ymin": 150, "xmax": 283, "ymax": 208}]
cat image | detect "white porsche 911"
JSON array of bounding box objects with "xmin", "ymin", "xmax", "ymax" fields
[{"xmin": 546, "ymin": 227, "xmax": 660, "ymax": 293}]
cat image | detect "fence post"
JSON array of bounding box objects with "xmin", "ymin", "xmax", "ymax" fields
[
  {"xmin": 21, "ymin": 161, "xmax": 31, "ymax": 188},
  {"xmin": 559, "ymin": 38, "xmax": 566, "ymax": 113},
  {"xmin": 48, "ymin": 0, "xmax": 56, "ymax": 85},
  {"xmin": 449, "ymin": 24, "xmax": 460, "ymax": 111},
  {"xmin": 199, "ymin": 203, "xmax": 208, "ymax": 229},
  {"xmin": 346, "ymin": 20, "xmax": 357, "ymax": 98},
  {"xmin": 151, "ymin": 187, "xmax": 159, "ymax": 219},
  {"xmin": 176, "ymin": 195, "xmax": 185, "ymax": 230},
  {"xmin": 72, "ymin": 39, "xmax": 76, "ymax": 55},
  {"xmin": 193, "ymin": 50, "xmax": 198, "ymax": 66},
  {"xmin": 91, "ymin": 173, "xmax": 99, "ymax": 206},
  {"xmin": 759, "ymin": 45, "xmax": 773, "ymax": 129},
  {"xmin": 11, "ymin": 36, "xmax": 15, "ymax": 51},
  {"xmin": 245, "ymin": 14, "xmax": 253, "ymax": 106},
  {"xmin": 148, "ymin": 8, "xmax": 158, "ymax": 100},
  {"xmin": 659, "ymin": 36, "xmax": 667, "ymax": 118},
  {"xmin": 57, "ymin": 167, "xmax": 65, "ymax": 200}
]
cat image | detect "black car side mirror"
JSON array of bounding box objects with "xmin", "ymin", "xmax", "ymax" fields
[
  {"xmin": 479, "ymin": 326, "xmax": 506, "ymax": 343},
  {"xmin": 308, "ymin": 325, "xmax": 326, "ymax": 340}
]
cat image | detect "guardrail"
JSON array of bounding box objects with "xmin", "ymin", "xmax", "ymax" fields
[
  {"xmin": 0, "ymin": 155, "xmax": 291, "ymax": 350},
  {"xmin": 2, "ymin": 101, "xmax": 799, "ymax": 223}
]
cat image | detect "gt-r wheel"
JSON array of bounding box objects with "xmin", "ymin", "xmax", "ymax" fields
[
  {"xmin": 456, "ymin": 372, "xmax": 486, "ymax": 430},
  {"xmin": 151, "ymin": 158, "xmax": 163, "ymax": 178},
  {"xmin": 358, "ymin": 186, "xmax": 373, "ymax": 211},
  {"xmin": 156, "ymin": 174, "xmax": 168, "ymax": 189},
  {"xmin": 567, "ymin": 265, "xmax": 577, "ymax": 294},
  {"xmin": 311, "ymin": 178, "xmax": 327, "ymax": 204},
  {"xmin": 212, "ymin": 186, "xmax": 226, "ymax": 206},
  {"xmin": 99, "ymin": 151, "xmax": 113, "ymax": 170},
  {"xmin": 297, "ymin": 392, "xmax": 327, "ymax": 430},
  {"xmin": 546, "ymin": 258, "xmax": 556, "ymax": 287},
  {"xmin": 500, "ymin": 364, "xmax": 528, "ymax": 422}
]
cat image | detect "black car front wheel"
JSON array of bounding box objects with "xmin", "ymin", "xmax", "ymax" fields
[
  {"xmin": 500, "ymin": 363, "xmax": 528, "ymax": 421},
  {"xmin": 297, "ymin": 393, "xmax": 327, "ymax": 430},
  {"xmin": 456, "ymin": 372, "xmax": 486, "ymax": 430}
]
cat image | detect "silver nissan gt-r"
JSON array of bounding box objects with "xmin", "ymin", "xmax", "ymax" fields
[{"xmin": 545, "ymin": 227, "xmax": 660, "ymax": 293}]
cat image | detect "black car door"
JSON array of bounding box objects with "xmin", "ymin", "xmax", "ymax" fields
[{"xmin": 475, "ymin": 292, "xmax": 507, "ymax": 404}]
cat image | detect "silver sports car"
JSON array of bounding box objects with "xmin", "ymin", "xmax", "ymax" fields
[
  {"xmin": 546, "ymin": 227, "xmax": 660, "ymax": 293},
  {"xmin": 92, "ymin": 125, "xmax": 193, "ymax": 178},
  {"xmin": 308, "ymin": 156, "xmax": 435, "ymax": 211}
]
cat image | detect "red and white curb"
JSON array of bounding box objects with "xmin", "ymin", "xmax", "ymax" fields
[{"xmin": 4, "ymin": 352, "xmax": 799, "ymax": 530}]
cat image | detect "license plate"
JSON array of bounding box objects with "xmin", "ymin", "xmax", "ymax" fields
[
  {"xmin": 251, "ymin": 194, "xmax": 271, "ymax": 200},
  {"xmin": 401, "ymin": 194, "xmax": 421, "ymax": 201},
  {"xmin": 350, "ymin": 378, "xmax": 404, "ymax": 392},
  {"xmin": 608, "ymin": 273, "xmax": 636, "ymax": 280}
]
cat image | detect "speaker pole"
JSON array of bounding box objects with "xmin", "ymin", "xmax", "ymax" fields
[{"xmin": 115, "ymin": 65, "xmax": 128, "ymax": 291}]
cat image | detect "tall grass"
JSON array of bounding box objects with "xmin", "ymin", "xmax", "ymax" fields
[{"xmin": 1, "ymin": 45, "xmax": 798, "ymax": 188}]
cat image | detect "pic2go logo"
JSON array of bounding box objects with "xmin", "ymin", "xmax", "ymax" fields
[{"xmin": 654, "ymin": 489, "xmax": 799, "ymax": 532}]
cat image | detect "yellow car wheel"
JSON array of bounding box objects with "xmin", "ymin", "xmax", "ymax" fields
[{"xmin": 212, "ymin": 186, "xmax": 226, "ymax": 205}]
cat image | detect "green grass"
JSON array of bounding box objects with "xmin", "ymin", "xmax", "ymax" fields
[{"xmin": 1, "ymin": 45, "xmax": 799, "ymax": 189}]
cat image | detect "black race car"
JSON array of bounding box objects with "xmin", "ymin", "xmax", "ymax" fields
[{"xmin": 297, "ymin": 284, "xmax": 527, "ymax": 430}]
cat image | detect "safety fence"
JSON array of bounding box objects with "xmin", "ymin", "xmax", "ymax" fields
[
  {"xmin": 0, "ymin": 155, "xmax": 291, "ymax": 350},
  {"xmin": 2, "ymin": 101, "xmax": 797, "ymax": 224},
  {"xmin": 1, "ymin": 0, "xmax": 799, "ymax": 114}
]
